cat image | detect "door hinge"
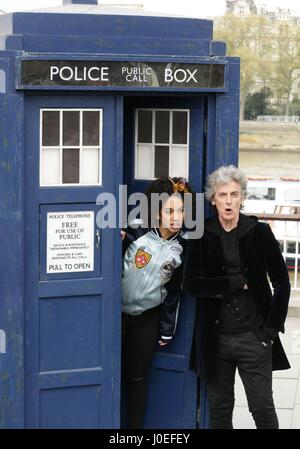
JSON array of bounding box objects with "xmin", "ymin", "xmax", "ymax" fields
[
  {"xmin": 197, "ymin": 407, "xmax": 201, "ymax": 426},
  {"xmin": 96, "ymin": 229, "xmax": 101, "ymax": 248}
]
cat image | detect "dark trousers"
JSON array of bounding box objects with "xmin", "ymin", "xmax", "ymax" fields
[
  {"xmin": 206, "ymin": 331, "xmax": 279, "ymax": 429},
  {"xmin": 121, "ymin": 306, "xmax": 160, "ymax": 429}
]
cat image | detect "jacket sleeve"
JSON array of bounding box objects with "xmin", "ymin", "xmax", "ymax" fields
[
  {"xmin": 183, "ymin": 238, "xmax": 231, "ymax": 299},
  {"xmin": 122, "ymin": 225, "xmax": 144, "ymax": 257},
  {"xmin": 262, "ymin": 224, "xmax": 291, "ymax": 333},
  {"xmin": 159, "ymin": 262, "xmax": 183, "ymax": 341}
]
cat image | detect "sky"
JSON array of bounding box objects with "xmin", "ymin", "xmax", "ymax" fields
[{"xmin": 0, "ymin": 0, "xmax": 300, "ymax": 16}]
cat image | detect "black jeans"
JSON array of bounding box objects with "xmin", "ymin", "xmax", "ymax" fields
[
  {"xmin": 122, "ymin": 306, "xmax": 160, "ymax": 429},
  {"xmin": 206, "ymin": 330, "xmax": 279, "ymax": 429}
]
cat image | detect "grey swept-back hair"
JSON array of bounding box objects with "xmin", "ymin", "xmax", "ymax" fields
[{"xmin": 205, "ymin": 165, "xmax": 248, "ymax": 203}]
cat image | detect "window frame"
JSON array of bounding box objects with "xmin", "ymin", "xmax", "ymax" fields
[
  {"xmin": 134, "ymin": 108, "xmax": 190, "ymax": 181},
  {"xmin": 40, "ymin": 108, "xmax": 103, "ymax": 187}
]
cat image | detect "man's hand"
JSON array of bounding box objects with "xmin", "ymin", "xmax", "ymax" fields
[{"xmin": 229, "ymin": 273, "xmax": 248, "ymax": 292}]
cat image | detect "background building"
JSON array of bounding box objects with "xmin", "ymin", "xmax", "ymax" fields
[{"xmin": 226, "ymin": 0, "xmax": 300, "ymax": 22}]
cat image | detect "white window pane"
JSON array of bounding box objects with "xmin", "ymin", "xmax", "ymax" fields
[
  {"xmin": 136, "ymin": 144, "xmax": 153, "ymax": 179},
  {"xmin": 169, "ymin": 146, "xmax": 188, "ymax": 179},
  {"xmin": 81, "ymin": 148, "xmax": 100, "ymax": 184},
  {"xmin": 41, "ymin": 148, "xmax": 60, "ymax": 185}
]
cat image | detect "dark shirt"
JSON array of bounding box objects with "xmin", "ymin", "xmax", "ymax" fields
[{"xmin": 218, "ymin": 224, "xmax": 263, "ymax": 333}]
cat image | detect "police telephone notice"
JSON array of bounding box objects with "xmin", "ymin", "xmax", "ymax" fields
[{"xmin": 47, "ymin": 211, "xmax": 94, "ymax": 274}]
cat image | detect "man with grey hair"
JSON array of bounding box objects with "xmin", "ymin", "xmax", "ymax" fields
[{"xmin": 184, "ymin": 165, "xmax": 290, "ymax": 429}]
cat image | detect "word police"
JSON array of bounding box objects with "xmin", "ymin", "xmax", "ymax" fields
[
  {"xmin": 49, "ymin": 65, "xmax": 199, "ymax": 84},
  {"xmin": 50, "ymin": 65, "xmax": 109, "ymax": 82}
]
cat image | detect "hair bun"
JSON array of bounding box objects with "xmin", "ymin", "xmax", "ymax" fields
[{"xmin": 169, "ymin": 177, "xmax": 190, "ymax": 193}]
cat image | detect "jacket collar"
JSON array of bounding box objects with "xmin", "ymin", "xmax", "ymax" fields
[
  {"xmin": 153, "ymin": 228, "xmax": 181, "ymax": 241},
  {"xmin": 204, "ymin": 213, "xmax": 258, "ymax": 267},
  {"xmin": 205, "ymin": 213, "xmax": 257, "ymax": 239}
]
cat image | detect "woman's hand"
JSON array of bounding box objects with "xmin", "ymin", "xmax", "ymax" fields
[
  {"xmin": 120, "ymin": 230, "xmax": 126, "ymax": 241},
  {"xmin": 158, "ymin": 340, "xmax": 169, "ymax": 346},
  {"xmin": 158, "ymin": 337, "xmax": 172, "ymax": 346}
]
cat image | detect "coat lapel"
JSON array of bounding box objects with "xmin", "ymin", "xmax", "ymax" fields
[
  {"xmin": 205, "ymin": 214, "xmax": 257, "ymax": 268},
  {"xmin": 238, "ymin": 227, "xmax": 255, "ymax": 267},
  {"xmin": 207, "ymin": 231, "xmax": 224, "ymax": 265}
]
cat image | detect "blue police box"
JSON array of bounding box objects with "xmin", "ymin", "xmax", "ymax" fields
[{"xmin": 0, "ymin": 0, "xmax": 240, "ymax": 428}]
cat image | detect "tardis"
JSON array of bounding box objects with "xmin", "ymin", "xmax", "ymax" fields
[{"xmin": 0, "ymin": 0, "xmax": 240, "ymax": 428}]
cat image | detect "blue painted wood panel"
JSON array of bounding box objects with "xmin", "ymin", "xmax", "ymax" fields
[
  {"xmin": 123, "ymin": 95, "xmax": 205, "ymax": 428},
  {"xmin": 0, "ymin": 13, "xmax": 213, "ymax": 41},
  {"xmin": 23, "ymin": 94, "xmax": 121, "ymax": 428},
  {"xmin": 0, "ymin": 93, "xmax": 25, "ymax": 428}
]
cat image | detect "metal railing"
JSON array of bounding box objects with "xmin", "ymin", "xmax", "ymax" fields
[
  {"xmin": 256, "ymin": 115, "xmax": 300, "ymax": 124},
  {"xmin": 253, "ymin": 213, "xmax": 300, "ymax": 291}
]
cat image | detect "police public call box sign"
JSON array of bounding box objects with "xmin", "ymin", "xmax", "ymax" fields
[{"xmin": 18, "ymin": 59, "xmax": 226, "ymax": 90}]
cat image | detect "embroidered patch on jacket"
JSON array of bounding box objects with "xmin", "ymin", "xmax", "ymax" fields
[
  {"xmin": 160, "ymin": 259, "xmax": 177, "ymax": 281},
  {"xmin": 135, "ymin": 249, "xmax": 152, "ymax": 269},
  {"xmin": 170, "ymin": 244, "xmax": 183, "ymax": 255}
]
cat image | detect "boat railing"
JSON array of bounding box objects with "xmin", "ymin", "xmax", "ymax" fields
[{"xmin": 245, "ymin": 213, "xmax": 300, "ymax": 292}]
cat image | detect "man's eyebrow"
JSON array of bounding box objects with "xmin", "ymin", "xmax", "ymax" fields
[{"xmin": 217, "ymin": 190, "xmax": 240, "ymax": 194}]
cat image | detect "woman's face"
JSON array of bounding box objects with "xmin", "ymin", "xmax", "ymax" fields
[
  {"xmin": 160, "ymin": 194, "xmax": 184, "ymax": 235},
  {"xmin": 211, "ymin": 180, "xmax": 244, "ymax": 224}
]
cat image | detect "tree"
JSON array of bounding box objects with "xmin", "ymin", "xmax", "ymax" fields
[
  {"xmin": 214, "ymin": 14, "xmax": 272, "ymax": 120},
  {"xmin": 244, "ymin": 87, "xmax": 273, "ymax": 119},
  {"xmin": 290, "ymin": 97, "xmax": 300, "ymax": 116},
  {"xmin": 268, "ymin": 22, "xmax": 300, "ymax": 117}
]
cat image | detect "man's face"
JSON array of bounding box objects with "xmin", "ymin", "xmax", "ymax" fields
[{"xmin": 212, "ymin": 181, "xmax": 244, "ymax": 223}]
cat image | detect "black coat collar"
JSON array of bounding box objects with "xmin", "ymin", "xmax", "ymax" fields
[
  {"xmin": 204, "ymin": 213, "xmax": 258, "ymax": 266},
  {"xmin": 205, "ymin": 213, "xmax": 257, "ymax": 238}
]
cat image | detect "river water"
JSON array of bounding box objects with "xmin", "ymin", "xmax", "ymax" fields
[{"xmin": 239, "ymin": 150, "xmax": 300, "ymax": 179}]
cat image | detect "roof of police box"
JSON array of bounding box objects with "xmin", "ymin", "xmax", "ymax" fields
[{"xmin": 24, "ymin": 4, "xmax": 199, "ymax": 19}]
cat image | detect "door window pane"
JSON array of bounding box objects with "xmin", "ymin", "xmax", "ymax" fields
[
  {"xmin": 173, "ymin": 111, "xmax": 188, "ymax": 144},
  {"xmin": 42, "ymin": 111, "xmax": 60, "ymax": 146},
  {"xmin": 63, "ymin": 149, "xmax": 80, "ymax": 184},
  {"xmin": 83, "ymin": 111, "xmax": 100, "ymax": 146},
  {"xmin": 41, "ymin": 148, "xmax": 60, "ymax": 185},
  {"xmin": 169, "ymin": 146, "xmax": 188, "ymax": 179},
  {"xmin": 63, "ymin": 111, "xmax": 80, "ymax": 146},
  {"xmin": 41, "ymin": 109, "xmax": 102, "ymax": 186},
  {"xmin": 135, "ymin": 109, "xmax": 189, "ymax": 180},
  {"xmin": 155, "ymin": 111, "xmax": 169, "ymax": 143},
  {"xmin": 155, "ymin": 146, "xmax": 169, "ymax": 179},
  {"xmin": 81, "ymin": 148, "xmax": 100, "ymax": 184},
  {"xmin": 136, "ymin": 145, "xmax": 153, "ymax": 179},
  {"xmin": 138, "ymin": 110, "xmax": 152, "ymax": 143}
]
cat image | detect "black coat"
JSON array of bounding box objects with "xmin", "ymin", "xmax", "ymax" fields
[{"xmin": 184, "ymin": 213, "xmax": 291, "ymax": 381}]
